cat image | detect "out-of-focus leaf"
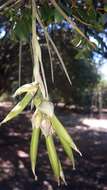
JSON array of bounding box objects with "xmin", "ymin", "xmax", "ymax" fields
[
  {"xmin": 51, "ymin": 0, "xmax": 95, "ymax": 48},
  {"xmin": 75, "ymin": 47, "xmax": 91, "ymax": 60},
  {"xmin": 71, "ymin": 33, "xmax": 84, "ymax": 48},
  {"xmin": 40, "ymin": 3, "xmax": 54, "ymax": 24},
  {"xmin": 54, "ymin": 9, "xmax": 63, "ymax": 23},
  {"xmin": 86, "ymin": 0, "xmax": 93, "ymax": 7},
  {"xmin": 88, "ymin": 8, "xmax": 96, "ymax": 21},
  {"xmin": 10, "ymin": 8, "xmax": 32, "ymax": 42},
  {"xmin": 104, "ymin": 4, "xmax": 107, "ymax": 12}
]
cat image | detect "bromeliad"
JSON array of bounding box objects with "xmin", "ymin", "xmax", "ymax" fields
[{"xmin": 0, "ymin": 0, "xmax": 82, "ymax": 185}]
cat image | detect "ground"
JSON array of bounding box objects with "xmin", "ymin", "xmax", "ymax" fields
[{"xmin": 0, "ymin": 102, "xmax": 107, "ymax": 190}]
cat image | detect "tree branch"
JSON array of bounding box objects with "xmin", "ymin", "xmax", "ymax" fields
[{"xmin": 0, "ymin": 0, "xmax": 18, "ymax": 11}]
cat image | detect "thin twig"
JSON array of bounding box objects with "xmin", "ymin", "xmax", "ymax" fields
[
  {"xmin": 72, "ymin": 14, "xmax": 92, "ymax": 27},
  {"xmin": 71, "ymin": 0, "xmax": 76, "ymax": 8},
  {"xmin": 36, "ymin": 11, "xmax": 72, "ymax": 85},
  {"xmin": 47, "ymin": 34, "xmax": 72, "ymax": 85},
  {"xmin": 19, "ymin": 41, "xmax": 22, "ymax": 87},
  {"xmin": 45, "ymin": 33, "xmax": 54, "ymax": 83},
  {"xmin": 51, "ymin": 0, "xmax": 96, "ymax": 49},
  {"xmin": 0, "ymin": 0, "xmax": 21, "ymax": 14},
  {"xmin": 0, "ymin": 0, "xmax": 19, "ymax": 11}
]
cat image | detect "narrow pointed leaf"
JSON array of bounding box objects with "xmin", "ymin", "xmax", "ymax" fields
[
  {"xmin": 0, "ymin": 93, "xmax": 32, "ymax": 125},
  {"xmin": 60, "ymin": 137, "xmax": 75, "ymax": 170},
  {"xmin": 30, "ymin": 126, "xmax": 40, "ymax": 180},
  {"xmin": 51, "ymin": 115, "xmax": 81, "ymax": 156},
  {"xmin": 46, "ymin": 135, "xmax": 60, "ymax": 180},
  {"xmin": 30, "ymin": 111, "xmax": 42, "ymax": 179},
  {"xmin": 59, "ymin": 161, "xmax": 67, "ymax": 185}
]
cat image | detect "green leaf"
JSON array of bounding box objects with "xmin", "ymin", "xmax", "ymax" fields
[
  {"xmin": 0, "ymin": 93, "xmax": 32, "ymax": 125},
  {"xmin": 54, "ymin": 9, "xmax": 63, "ymax": 23},
  {"xmin": 104, "ymin": 4, "xmax": 107, "ymax": 12},
  {"xmin": 14, "ymin": 20, "xmax": 28, "ymax": 42},
  {"xmin": 51, "ymin": 0, "xmax": 95, "ymax": 48},
  {"xmin": 71, "ymin": 33, "xmax": 84, "ymax": 48},
  {"xmin": 46, "ymin": 135, "xmax": 60, "ymax": 181},
  {"xmin": 51, "ymin": 115, "xmax": 81, "ymax": 155},
  {"xmin": 40, "ymin": 3, "xmax": 54, "ymax": 24},
  {"xmin": 87, "ymin": 8, "xmax": 96, "ymax": 21},
  {"xmin": 86, "ymin": 0, "xmax": 93, "ymax": 7},
  {"xmin": 60, "ymin": 137, "xmax": 75, "ymax": 169},
  {"xmin": 11, "ymin": 8, "xmax": 32, "ymax": 42},
  {"xmin": 59, "ymin": 161, "xmax": 67, "ymax": 185},
  {"xmin": 30, "ymin": 127, "xmax": 40, "ymax": 180}
]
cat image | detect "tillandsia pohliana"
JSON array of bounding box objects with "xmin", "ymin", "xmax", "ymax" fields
[
  {"xmin": 0, "ymin": 85, "xmax": 82, "ymax": 184},
  {"xmin": 0, "ymin": 0, "xmax": 82, "ymax": 185}
]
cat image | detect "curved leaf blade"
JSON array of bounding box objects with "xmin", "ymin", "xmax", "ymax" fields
[
  {"xmin": 51, "ymin": 115, "xmax": 81, "ymax": 156},
  {"xmin": 0, "ymin": 93, "xmax": 32, "ymax": 125}
]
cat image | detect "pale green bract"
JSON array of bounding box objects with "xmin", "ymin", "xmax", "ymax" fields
[
  {"xmin": 13, "ymin": 82, "xmax": 39, "ymax": 97},
  {"xmin": 59, "ymin": 136, "xmax": 75, "ymax": 170},
  {"xmin": 38, "ymin": 101, "xmax": 54, "ymax": 117},
  {"xmin": 51, "ymin": 115, "xmax": 82, "ymax": 156},
  {"xmin": 46, "ymin": 135, "xmax": 60, "ymax": 180},
  {"xmin": 0, "ymin": 93, "xmax": 33, "ymax": 125},
  {"xmin": 30, "ymin": 112, "xmax": 42, "ymax": 180}
]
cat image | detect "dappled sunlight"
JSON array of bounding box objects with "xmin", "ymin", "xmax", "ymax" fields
[
  {"xmin": 0, "ymin": 102, "xmax": 13, "ymax": 109},
  {"xmin": 0, "ymin": 159, "xmax": 15, "ymax": 181},
  {"xmin": 8, "ymin": 132, "xmax": 21, "ymax": 137},
  {"xmin": 81, "ymin": 118, "xmax": 107, "ymax": 132},
  {"xmin": 0, "ymin": 105, "xmax": 107, "ymax": 189},
  {"xmin": 17, "ymin": 150, "xmax": 29, "ymax": 158},
  {"xmin": 60, "ymin": 112, "xmax": 107, "ymax": 133}
]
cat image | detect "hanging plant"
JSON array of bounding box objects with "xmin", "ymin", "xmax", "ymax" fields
[{"xmin": 1, "ymin": 0, "xmax": 102, "ymax": 185}]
